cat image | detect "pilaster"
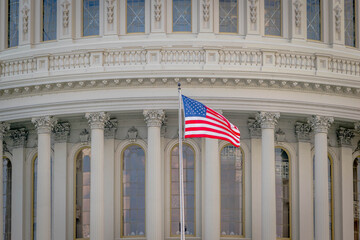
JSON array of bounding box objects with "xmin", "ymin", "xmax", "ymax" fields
[
  {"xmin": 143, "ymin": 109, "xmax": 165, "ymax": 240},
  {"xmin": 308, "ymin": 115, "xmax": 334, "ymax": 240},
  {"xmin": 246, "ymin": 0, "xmax": 262, "ymax": 36},
  {"xmin": 290, "ymin": 0, "xmax": 306, "ymax": 40},
  {"xmin": 59, "ymin": 0, "xmax": 74, "ymax": 39},
  {"xmin": 19, "ymin": 0, "xmax": 34, "ymax": 46},
  {"xmin": 199, "ymin": 0, "xmax": 214, "ymax": 34},
  {"xmin": 329, "ymin": 0, "xmax": 345, "ymax": 46},
  {"xmin": 150, "ymin": 0, "xmax": 166, "ymax": 33},
  {"xmin": 103, "ymin": 0, "xmax": 118, "ymax": 35},
  {"xmin": 0, "ymin": 122, "xmax": 10, "ymax": 240},
  {"xmin": 85, "ymin": 112, "xmax": 110, "ymax": 240}
]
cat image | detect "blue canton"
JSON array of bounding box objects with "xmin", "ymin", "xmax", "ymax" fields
[{"xmin": 182, "ymin": 95, "xmax": 207, "ymax": 117}]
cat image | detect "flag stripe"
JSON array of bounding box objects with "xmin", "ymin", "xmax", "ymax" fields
[
  {"xmin": 184, "ymin": 133, "xmax": 240, "ymax": 147},
  {"xmin": 185, "ymin": 126, "xmax": 239, "ymax": 142},
  {"xmin": 185, "ymin": 117, "xmax": 240, "ymax": 136},
  {"xmin": 185, "ymin": 119, "xmax": 240, "ymax": 137}
]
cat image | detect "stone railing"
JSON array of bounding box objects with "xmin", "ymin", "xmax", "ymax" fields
[{"xmin": 1, "ymin": 48, "xmax": 360, "ymax": 79}]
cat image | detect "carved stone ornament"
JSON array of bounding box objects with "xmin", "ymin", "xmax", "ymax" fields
[
  {"xmin": 143, "ymin": 109, "xmax": 165, "ymax": 127},
  {"xmin": 355, "ymin": 140, "xmax": 360, "ymax": 154},
  {"xmin": 22, "ymin": 5, "xmax": 30, "ymax": 34},
  {"xmin": 0, "ymin": 122, "xmax": 10, "ymax": 139},
  {"xmin": 85, "ymin": 112, "xmax": 110, "ymax": 129},
  {"xmin": 355, "ymin": 200, "xmax": 360, "ymax": 219},
  {"xmin": 307, "ymin": 115, "xmax": 334, "ymax": 133},
  {"xmin": 104, "ymin": 119, "xmax": 118, "ymax": 139},
  {"xmin": 249, "ymin": 0, "xmax": 258, "ymax": 23},
  {"xmin": 80, "ymin": 129, "xmax": 90, "ymax": 143},
  {"xmin": 355, "ymin": 122, "xmax": 360, "ymax": 133},
  {"xmin": 334, "ymin": 4, "xmax": 342, "ymax": 33},
  {"xmin": 106, "ymin": 0, "xmax": 115, "ymax": 24},
  {"xmin": 53, "ymin": 122, "xmax": 70, "ymax": 143},
  {"xmin": 10, "ymin": 128, "xmax": 28, "ymax": 148},
  {"xmin": 127, "ymin": 126, "xmax": 138, "ymax": 142},
  {"xmin": 248, "ymin": 118, "xmax": 261, "ymax": 138},
  {"xmin": 275, "ymin": 128, "xmax": 286, "ymax": 142},
  {"xmin": 202, "ymin": 0, "xmax": 210, "ymax": 22},
  {"xmin": 154, "ymin": 0, "xmax": 162, "ymax": 22},
  {"xmin": 293, "ymin": 0, "xmax": 302, "ymax": 28},
  {"xmin": 295, "ymin": 122, "xmax": 311, "ymax": 142},
  {"xmin": 255, "ymin": 112, "xmax": 280, "ymax": 129},
  {"xmin": 337, "ymin": 127, "xmax": 354, "ymax": 147},
  {"xmin": 32, "ymin": 116, "xmax": 58, "ymax": 134},
  {"xmin": 61, "ymin": 0, "xmax": 71, "ymax": 28}
]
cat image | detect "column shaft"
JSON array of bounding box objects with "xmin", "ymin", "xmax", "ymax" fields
[
  {"xmin": 251, "ymin": 138, "xmax": 262, "ymax": 240},
  {"xmin": 203, "ymin": 138, "xmax": 220, "ymax": 240},
  {"xmin": 0, "ymin": 131, "xmax": 3, "ymax": 240},
  {"xmin": 104, "ymin": 138, "xmax": 115, "ymax": 240}
]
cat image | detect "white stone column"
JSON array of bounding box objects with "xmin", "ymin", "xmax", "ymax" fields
[
  {"xmin": 10, "ymin": 128, "xmax": 28, "ymax": 240},
  {"xmin": 308, "ymin": 115, "xmax": 334, "ymax": 240},
  {"xmin": 0, "ymin": 123, "xmax": 10, "ymax": 240},
  {"xmin": 257, "ymin": 112, "xmax": 280, "ymax": 240},
  {"xmin": 337, "ymin": 127, "xmax": 355, "ymax": 240},
  {"xmin": 85, "ymin": 112, "xmax": 110, "ymax": 240},
  {"xmin": 203, "ymin": 138, "xmax": 220, "ymax": 240},
  {"xmin": 248, "ymin": 118, "xmax": 262, "ymax": 240},
  {"xmin": 53, "ymin": 122, "xmax": 70, "ymax": 240},
  {"xmin": 32, "ymin": 116, "xmax": 57, "ymax": 240},
  {"xmin": 143, "ymin": 109, "xmax": 165, "ymax": 240},
  {"xmin": 295, "ymin": 122, "xmax": 314, "ymax": 240}
]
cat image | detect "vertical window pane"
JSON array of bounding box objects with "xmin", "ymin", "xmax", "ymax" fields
[
  {"xmin": 219, "ymin": 0, "xmax": 238, "ymax": 33},
  {"xmin": 344, "ymin": 0, "xmax": 356, "ymax": 47},
  {"xmin": 43, "ymin": 0, "xmax": 57, "ymax": 41},
  {"xmin": 32, "ymin": 156, "xmax": 38, "ymax": 240},
  {"xmin": 354, "ymin": 157, "xmax": 360, "ymax": 239},
  {"xmin": 307, "ymin": 0, "xmax": 321, "ymax": 41},
  {"xmin": 75, "ymin": 148, "xmax": 91, "ymax": 239},
  {"xmin": 221, "ymin": 145, "xmax": 243, "ymax": 236},
  {"xmin": 173, "ymin": 0, "xmax": 191, "ymax": 32},
  {"xmin": 127, "ymin": 0, "xmax": 145, "ymax": 33},
  {"xmin": 3, "ymin": 158, "xmax": 11, "ymax": 240},
  {"xmin": 122, "ymin": 145, "xmax": 146, "ymax": 237},
  {"xmin": 83, "ymin": 0, "xmax": 99, "ymax": 36},
  {"xmin": 275, "ymin": 148, "xmax": 290, "ymax": 238},
  {"xmin": 8, "ymin": 0, "xmax": 19, "ymax": 48},
  {"xmin": 265, "ymin": 0, "xmax": 282, "ymax": 36},
  {"xmin": 170, "ymin": 144, "xmax": 195, "ymax": 236}
]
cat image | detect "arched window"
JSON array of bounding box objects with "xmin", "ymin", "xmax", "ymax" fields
[
  {"xmin": 353, "ymin": 156, "xmax": 360, "ymax": 239},
  {"xmin": 121, "ymin": 145, "xmax": 146, "ymax": 237},
  {"xmin": 75, "ymin": 147, "xmax": 91, "ymax": 239},
  {"xmin": 344, "ymin": 0, "xmax": 356, "ymax": 47},
  {"xmin": 220, "ymin": 145, "xmax": 244, "ymax": 237},
  {"xmin": 83, "ymin": 0, "xmax": 99, "ymax": 36},
  {"xmin": 170, "ymin": 143, "xmax": 195, "ymax": 236},
  {"xmin": 172, "ymin": 0, "xmax": 192, "ymax": 32},
  {"xmin": 42, "ymin": 0, "xmax": 57, "ymax": 41},
  {"xmin": 307, "ymin": 0, "xmax": 322, "ymax": 41},
  {"xmin": 219, "ymin": 0, "xmax": 238, "ymax": 33},
  {"xmin": 31, "ymin": 155, "xmax": 38, "ymax": 240},
  {"xmin": 7, "ymin": 0, "xmax": 19, "ymax": 48},
  {"xmin": 275, "ymin": 147, "xmax": 291, "ymax": 239},
  {"xmin": 3, "ymin": 157, "xmax": 11, "ymax": 240},
  {"xmin": 126, "ymin": 0, "xmax": 145, "ymax": 33},
  {"xmin": 265, "ymin": 0, "xmax": 282, "ymax": 36}
]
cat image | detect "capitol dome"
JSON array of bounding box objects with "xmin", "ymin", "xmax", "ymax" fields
[{"xmin": 0, "ymin": 1, "xmax": 360, "ymax": 240}]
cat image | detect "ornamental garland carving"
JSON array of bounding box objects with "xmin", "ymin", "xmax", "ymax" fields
[
  {"xmin": 255, "ymin": 112, "xmax": 280, "ymax": 129},
  {"xmin": 334, "ymin": 4, "xmax": 342, "ymax": 33},
  {"xmin": 293, "ymin": 0, "xmax": 302, "ymax": 28},
  {"xmin": 127, "ymin": 126, "xmax": 138, "ymax": 142},
  {"xmin": 32, "ymin": 116, "xmax": 58, "ymax": 133},
  {"xmin": 249, "ymin": 0, "xmax": 258, "ymax": 23},
  {"xmin": 337, "ymin": 127, "xmax": 354, "ymax": 146},
  {"xmin": 307, "ymin": 115, "xmax": 334, "ymax": 133},
  {"xmin": 202, "ymin": 0, "xmax": 210, "ymax": 22},
  {"xmin": 104, "ymin": 119, "xmax": 118, "ymax": 138},
  {"xmin": 106, "ymin": 0, "xmax": 115, "ymax": 24},
  {"xmin": 154, "ymin": 0, "xmax": 162, "ymax": 22},
  {"xmin": 295, "ymin": 122, "xmax": 311, "ymax": 141},
  {"xmin": 143, "ymin": 109, "xmax": 165, "ymax": 127},
  {"xmin": 10, "ymin": 128, "xmax": 28, "ymax": 148},
  {"xmin": 53, "ymin": 122, "xmax": 70, "ymax": 143},
  {"xmin": 248, "ymin": 118, "xmax": 261, "ymax": 138},
  {"xmin": 22, "ymin": 5, "xmax": 30, "ymax": 34},
  {"xmin": 61, "ymin": 0, "xmax": 71, "ymax": 28},
  {"xmin": 0, "ymin": 122, "xmax": 10, "ymax": 138},
  {"xmin": 85, "ymin": 112, "xmax": 110, "ymax": 129}
]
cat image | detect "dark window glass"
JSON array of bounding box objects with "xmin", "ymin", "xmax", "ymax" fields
[
  {"xmin": 8, "ymin": 0, "xmax": 19, "ymax": 47},
  {"xmin": 344, "ymin": 0, "xmax": 356, "ymax": 47},
  {"xmin": 43, "ymin": 0, "xmax": 57, "ymax": 41},
  {"xmin": 265, "ymin": 0, "xmax": 282, "ymax": 36},
  {"xmin": 127, "ymin": 0, "xmax": 145, "ymax": 33},
  {"xmin": 307, "ymin": 0, "xmax": 321, "ymax": 41},
  {"xmin": 83, "ymin": 0, "xmax": 99, "ymax": 36},
  {"xmin": 173, "ymin": 0, "xmax": 191, "ymax": 32},
  {"xmin": 219, "ymin": 0, "xmax": 238, "ymax": 33}
]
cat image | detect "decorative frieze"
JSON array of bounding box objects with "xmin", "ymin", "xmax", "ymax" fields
[
  {"xmin": 85, "ymin": 112, "xmax": 110, "ymax": 129},
  {"xmin": 295, "ymin": 122, "xmax": 311, "ymax": 142},
  {"xmin": 106, "ymin": 0, "xmax": 115, "ymax": 24},
  {"xmin": 307, "ymin": 115, "xmax": 334, "ymax": 133},
  {"xmin": 256, "ymin": 112, "xmax": 280, "ymax": 129},
  {"xmin": 248, "ymin": 118, "xmax": 261, "ymax": 138},
  {"xmin": 202, "ymin": 0, "xmax": 210, "ymax": 22},
  {"xmin": 143, "ymin": 109, "xmax": 165, "ymax": 127},
  {"xmin": 127, "ymin": 126, "xmax": 138, "ymax": 142},
  {"xmin": 61, "ymin": 0, "xmax": 71, "ymax": 28},
  {"xmin": 32, "ymin": 116, "xmax": 58, "ymax": 134},
  {"xmin": 293, "ymin": 0, "xmax": 302, "ymax": 28},
  {"xmin": 336, "ymin": 127, "xmax": 354, "ymax": 147},
  {"xmin": 104, "ymin": 119, "xmax": 118, "ymax": 139},
  {"xmin": 154, "ymin": 0, "xmax": 162, "ymax": 21},
  {"xmin": 0, "ymin": 122, "xmax": 10, "ymax": 139},
  {"xmin": 53, "ymin": 122, "xmax": 70, "ymax": 143},
  {"xmin": 10, "ymin": 128, "xmax": 28, "ymax": 148}
]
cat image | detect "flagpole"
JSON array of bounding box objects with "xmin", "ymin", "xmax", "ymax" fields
[{"xmin": 178, "ymin": 83, "xmax": 186, "ymax": 240}]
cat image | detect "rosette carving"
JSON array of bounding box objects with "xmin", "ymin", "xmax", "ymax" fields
[
  {"xmin": 307, "ymin": 115, "xmax": 334, "ymax": 133},
  {"xmin": 85, "ymin": 112, "xmax": 110, "ymax": 129},
  {"xmin": 143, "ymin": 109, "xmax": 165, "ymax": 127},
  {"xmin": 255, "ymin": 112, "xmax": 280, "ymax": 129}
]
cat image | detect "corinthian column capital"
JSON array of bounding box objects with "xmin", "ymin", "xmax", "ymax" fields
[
  {"xmin": 85, "ymin": 112, "xmax": 110, "ymax": 129},
  {"xmin": 32, "ymin": 116, "xmax": 58, "ymax": 134},
  {"xmin": 0, "ymin": 122, "xmax": 10, "ymax": 139},
  {"xmin": 308, "ymin": 115, "xmax": 334, "ymax": 134},
  {"xmin": 143, "ymin": 109, "xmax": 165, "ymax": 127},
  {"xmin": 256, "ymin": 112, "xmax": 280, "ymax": 129}
]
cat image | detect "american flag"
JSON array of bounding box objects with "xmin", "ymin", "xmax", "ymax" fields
[{"xmin": 182, "ymin": 95, "xmax": 240, "ymax": 147}]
